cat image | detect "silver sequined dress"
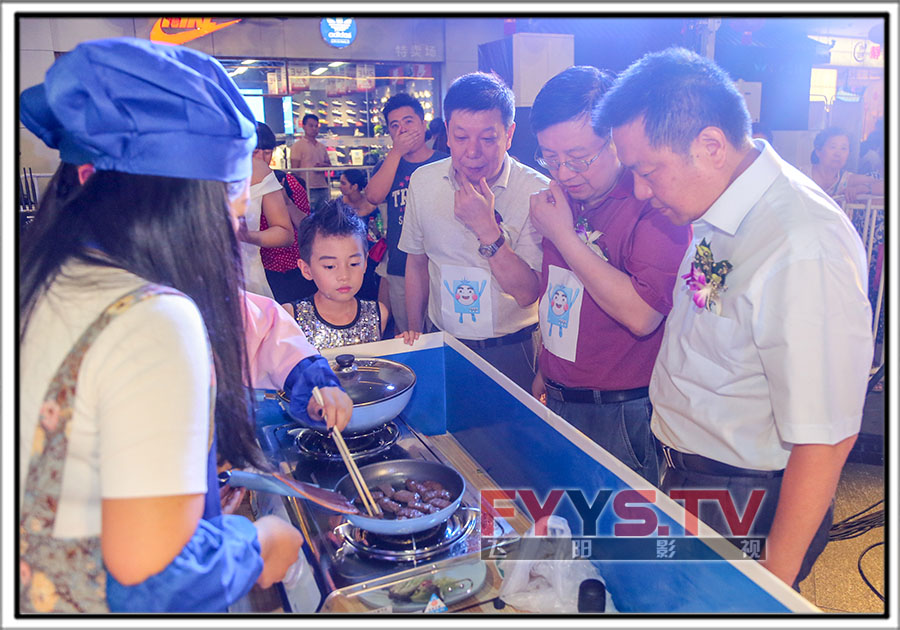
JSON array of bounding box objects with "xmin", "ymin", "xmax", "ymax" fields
[{"xmin": 291, "ymin": 297, "xmax": 382, "ymax": 350}]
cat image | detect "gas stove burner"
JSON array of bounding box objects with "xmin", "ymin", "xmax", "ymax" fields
[
  {"xmin": 335, "ymin": 506, "xmax": 479, "ymax": 562},
  {"xmin": 296, "ymin": 421, "xmax": 400, "ymax": 462}
]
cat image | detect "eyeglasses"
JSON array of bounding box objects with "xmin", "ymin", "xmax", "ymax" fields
[{"xmin": 535, "ymin": 141, "xmax": 609, "ymax": 173}]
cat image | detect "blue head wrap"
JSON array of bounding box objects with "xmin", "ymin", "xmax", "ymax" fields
[{"xmin": 20, "ymin": 37, "xmax": 256, "ymax": 182}]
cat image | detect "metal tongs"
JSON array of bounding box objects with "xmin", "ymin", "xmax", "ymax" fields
[{"xmin": 312, "ymin": 386, "xmax": 382, "ymax": 518}]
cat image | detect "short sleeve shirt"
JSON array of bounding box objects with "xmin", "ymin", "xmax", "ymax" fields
[
  {"xmin": 372, "ymin": 151, "xmax": 449, "ymax": 276},
  {"xmin": 650, "ymin": 141, "xmax": 872, "ymax": 470},
  {"xmin": 540, "ymin": 168, "xmax": 691, "ymax": 390},
  {"xmin": 19, "ymin": 263, "xmax": 210, "ymax": 537},
  {"xmin": 398, "ymin": 154, "xmax": 549, "ymax": 338}
]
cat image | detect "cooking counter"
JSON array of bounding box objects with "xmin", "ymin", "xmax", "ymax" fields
[{"xmin": 242, "ymin": 333, "xmax": 819, "ymax": 615}]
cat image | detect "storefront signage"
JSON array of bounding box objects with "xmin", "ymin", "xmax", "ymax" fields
[
  {"xmin": 320, "ymin": 18, "xmax": 357, "ymax": 49},
  {"xmin": 288, "ymin": 62, "xmax": 310, "ymax": 92},
  {"xmin": 355, "ymin": 64, "xmax": 375, "ymax": 90},
  {"xmin": 150, "ymin": 17, "xmax": 241, "ymax": 45},
  {"xmin": 809, "ymin": 35, "xmax": 884, "ymax": 68}
]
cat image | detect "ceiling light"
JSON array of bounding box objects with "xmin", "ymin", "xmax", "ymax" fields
[
  {"xmin": 328, "ymin": 61, "xmax": 347, "ymax": 67},
  {"xmin": 311, "ymin": 67, "xmax": 328, "ymax": 76}
]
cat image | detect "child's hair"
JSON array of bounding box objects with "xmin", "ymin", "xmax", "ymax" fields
[
  {"xmin": 342, "ymin": 168, "xmax": 368, "ymax": 190},
  {"xmin": 298, "ymin": 199, "xmax": 368, "ymax": 263}
]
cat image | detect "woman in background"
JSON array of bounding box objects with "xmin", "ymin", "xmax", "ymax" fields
[{"xmin": 806, "ymin": 127, "xmax": 883, "ymax": 202}]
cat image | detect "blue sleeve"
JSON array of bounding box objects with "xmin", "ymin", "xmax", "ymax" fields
[
  {"xmin": 282, "ymin": 354, "xmax": 342, "ymax": 425},
  {"xmin": 106, "ymin": 514, "xmax": 263, "ymax": 613}
]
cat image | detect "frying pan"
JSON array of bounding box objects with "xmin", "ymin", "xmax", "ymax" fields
[
  {"xmin": 333, "ymin": 459, "xmax": 466, "ymax": 535},
  {"xmin": 279, "ymin": 355, "xmax": 416, "ymax": 434}
]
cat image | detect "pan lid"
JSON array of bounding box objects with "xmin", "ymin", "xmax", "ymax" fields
[{"xmin": 329, "ymin": 354, "xmax": 416, "ymax": 406}]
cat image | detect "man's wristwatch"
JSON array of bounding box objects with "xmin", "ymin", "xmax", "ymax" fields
[{"xmin": 478, "ymin": 232, "xmax": 505, "ymax": 258}]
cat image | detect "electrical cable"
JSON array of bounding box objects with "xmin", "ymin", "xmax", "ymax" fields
[
  {"xmin": 857, "ymin": 542, "xmax": 884, "ymax": 602},
  {"xmin": 828, "ymin": 499, "xmax": 884, "ymax": 541}
]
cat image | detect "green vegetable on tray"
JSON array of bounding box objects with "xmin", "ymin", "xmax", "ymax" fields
[{"xmin": 388, "ymin": 575, "xmax": 467, "ymax": 603}]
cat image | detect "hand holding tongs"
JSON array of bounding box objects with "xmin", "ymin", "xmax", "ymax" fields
[{"xmin": 312, "ymin": 386, "xmax": 382, "ymax": 518}]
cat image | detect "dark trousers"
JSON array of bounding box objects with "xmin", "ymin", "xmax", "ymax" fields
[
  {"xmin": 465, "ymin": 338, "xmax": 537, "ymax": 395},
  {"xmin": 660, "ymin": 457, "xmax": 834, "ymax": 590},
  {"xmin": 264, "ymin": 268, "xmax": 316, "ymax": 305},
  {"xmin": 548, "ymin": 396, "xmax": 659, "ymax": 486}
]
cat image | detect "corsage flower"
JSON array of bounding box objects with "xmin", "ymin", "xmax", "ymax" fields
[
  {"xmin": 575, "ymin": 216, "xmax": 608, "ymax": 261},
  {"xmin": 682, "ymin": 238, "xmax": 732, "ymax": 315}
]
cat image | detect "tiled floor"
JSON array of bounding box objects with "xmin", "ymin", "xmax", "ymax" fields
[{"xmin": 797, "ymin": 391, "xmax": 886, "ymax": 613}]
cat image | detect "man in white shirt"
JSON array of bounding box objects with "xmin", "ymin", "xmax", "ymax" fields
[
  {"xmin": 595, "ymin": 48, "xmax": 872, "ymax": 589},
  {"xmin": 398, "ymin": 72, "xmax": 548, "ymax": 391}
]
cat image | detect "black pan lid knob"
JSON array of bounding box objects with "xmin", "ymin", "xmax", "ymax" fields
[{"xmin": 335, "ymin": 354, "xmax": 356, "ymax": 369}]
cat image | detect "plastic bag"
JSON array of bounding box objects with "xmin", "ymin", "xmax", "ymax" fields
[{"xmin": 497, "ymin": 515, "xmax": 616, "ymax": 613}]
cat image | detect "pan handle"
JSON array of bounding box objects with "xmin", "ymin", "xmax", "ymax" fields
[{"xmin": 220, "ymin": 469, "xmax": 305, "ymax": 498}]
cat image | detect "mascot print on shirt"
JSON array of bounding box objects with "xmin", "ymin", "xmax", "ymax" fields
[
  {"xmin": 546, "ymin": 283, "xmax": 580, "ymax": 337},
  {"xmin": 443, "ymin": 279, "xmax": 487, "ymax": 323}
]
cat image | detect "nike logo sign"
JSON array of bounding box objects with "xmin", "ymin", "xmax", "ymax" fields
[{"xmin": 150, "ymin": 17, "xmax": 241, "ymax": 45}]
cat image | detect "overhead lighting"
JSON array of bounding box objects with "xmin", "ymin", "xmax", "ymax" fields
[
  {"xmin": 328, "ymin": 61, "xmax": 346, "ymax": 67},
  {"xmin": 241, "ymin": 59, "xmax": 258, "ymax": 65},
  {"xmin": 311, "ymin": 67, "xmax": 328, "ymax": 76},
  {"xmin": 228, "ymin": 66, "xmax": 249, "ymax": 77}
]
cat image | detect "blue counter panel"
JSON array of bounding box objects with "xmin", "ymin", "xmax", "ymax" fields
[
  {"xmin": 380, "ymin": 346, "xmax": 447, "ymax": 435},
  {"xmin": 416, "ymin": 345, "xmax": 790, "ymax": 613},
  {"xmin": 305, "ymin": 340, "xmax": 799, "ymax": 613}
]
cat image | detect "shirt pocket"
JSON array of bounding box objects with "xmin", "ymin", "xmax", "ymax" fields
[{"xmin": 678, "ymin": 309, "xmax": 752, "ymax": 384}]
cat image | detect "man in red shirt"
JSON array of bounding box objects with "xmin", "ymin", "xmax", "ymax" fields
[{"xmin": 528, "ymin": 66, "xmax": 691, "ymax": 485}]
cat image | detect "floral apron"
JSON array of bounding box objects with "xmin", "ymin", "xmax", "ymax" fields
[{"xmin": 19, "ymin": 284, "xmax": 206, "ymax": 613}]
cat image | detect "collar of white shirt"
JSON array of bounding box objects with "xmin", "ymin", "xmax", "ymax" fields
[
  {"xmin": 443, "ymin": 153, "xmax": 512, "ymax": 192},
  {"xmin": 695, "ymin": 139, "xmax": 781, "ymax": 236}
]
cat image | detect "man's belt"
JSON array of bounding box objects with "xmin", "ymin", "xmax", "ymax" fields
[
  {"xmin": 544, "ymin": 379, "xmax": 649, "ymax": 405},
  {"xmin": 458, "ymin": 324, "xmax": 537, "ymax": 349},
  {"xmin": 660, "ymin": 445, "xmax": 785, "ymax": 478}
]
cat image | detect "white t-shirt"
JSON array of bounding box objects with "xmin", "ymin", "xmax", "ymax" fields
[
  {"xmin": 650, "ymin": 140, "xmax": 872, "ymax": 470},
  {"xmin": 19, "ymin": 263, "xmax": 211, "ymax": 538},
  {"xmin": 398, "ymin": 154, "xmax": 548, "ymax": 339},
  {"xmin": 242, "ymin": 171, "xmax": 284, "ymax": 299}
]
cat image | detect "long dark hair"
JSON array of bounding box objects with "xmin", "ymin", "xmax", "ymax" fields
[{"xmin": 19, "ymin": 165, "xmax": 268, "ymax": 470}]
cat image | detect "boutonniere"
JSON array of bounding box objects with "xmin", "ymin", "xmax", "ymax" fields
[
  {"xmin": 575, "ymin": 216, "xmax": 608, "ymax": 261},
  {"xmin": 682, "ymin": 238, "xmax": 733, "ymax": 314}
]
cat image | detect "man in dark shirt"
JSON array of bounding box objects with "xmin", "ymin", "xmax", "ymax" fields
[{"xmin": 366, "ymin": 93, "xmax": 448, "ymax": 332}]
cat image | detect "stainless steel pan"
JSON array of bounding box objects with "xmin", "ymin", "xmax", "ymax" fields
[
  {"xmin": 279, "ymin": 355, "xmax": 416, "ymax": 434},
  {"xmin": 333, "ymin": 459, "xmax": 465, "ymax": 535}
]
